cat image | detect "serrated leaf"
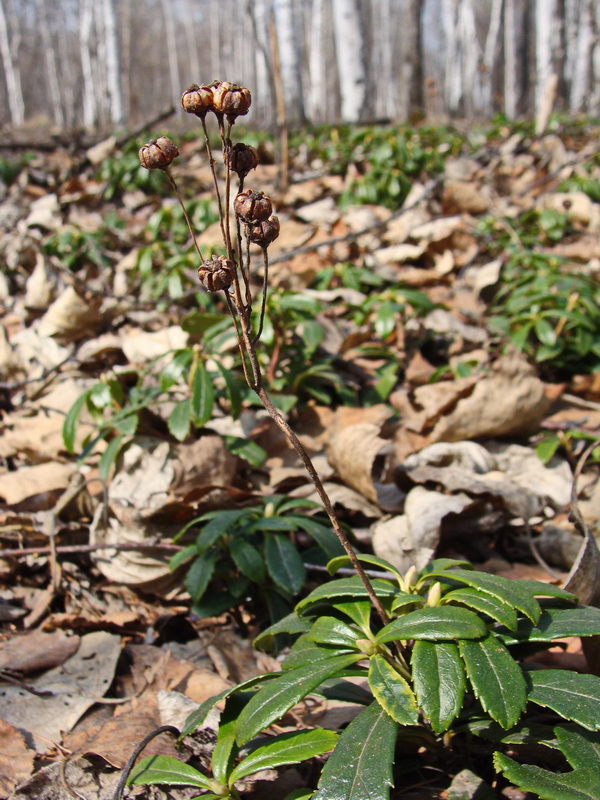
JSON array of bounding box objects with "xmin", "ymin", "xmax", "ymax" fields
[
  {"xmin": 185, "ymin": 554, "xmax": 217, "ymax": 603},
  {"xmin": 235, "ymin": 653, "xmax": 362, "ymax": 745},
  {"xmin": 459, "ymin": 634, "xmax": 527, "ymax": 728},
  {"xmin": 191, "ymin": 362, "xmax": 215, "ymax": 426},
  {"xmin": 327, "ymin": 554, "xmax": 404, "ymax": 582},
  {"xmin": 296, "ymin": 577, "xmax": 398, "ymax": 615},
  {"xmin": 494, "ymin": 725, "xmax": 600, "ymax": 800},
  {"xmin": 128, "ymin": 754, "xmax": 212, "ymax": 789},
  {"xmin": 330, "ymin": 600, "xmax": 373, "ymax": 630},
  {"xmin": 425, "ymin": 567, "xmax": 540, "ymax": 623},
  {"xmin": 526, "ymin": 670, "xmax": 600, "ymax": 731},
  {"xmin": 229, "ymin": 729, "xmax": 338, "ymax": 784},
  {"xmin": 312, "ymin": 701, "xmax": 398, "ymax": 800},
  {"xmin": 265, "ymin": 534, "xmax": 306, "ymax": 595},
  {"xmin": 229, "ymin": 538, "xmax": 265, "ymax": 583},
  {"xmin": 307, "ymin": 617, "xmax": 362, "ymax": 649},
  {"xmin": 411, "ymin": 641, "xmax": 465, "ymax": 734},
  {"xmin": 368, "ymin": 655, "xmax": 418, "ymax": 725},
  {"xmin": 281, "ymin": 635, "xmax": 353, "ymax": 670},
  {"xmin": 62, "ymin": 390, "xmax": 91, "ymax": 453},
  {"xmin": 445, "ymin": 588, "xmax": 518, "ymax": 630},
  {"xmin": 498, "ymin": 606, "xmax": 600, "ymax": 645},
  {"xmin": 375, "ymin": 606, "xmax": 487, "ymax": 644},
  {"xmin": 253, "ymin": 613, "xmax": 312, "ymax": 650},
  {"xmin": 168, "ymin": 399, "xmax": 191, "ymax": 441}
]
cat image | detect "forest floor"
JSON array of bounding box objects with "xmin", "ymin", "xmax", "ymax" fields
[{"xmin": 0, "ymin": 116, "xmax": 599, "ymax": 799}]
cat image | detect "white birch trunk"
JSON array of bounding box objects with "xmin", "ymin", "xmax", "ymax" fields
[
  {"xmin": 503, "ymin": 0, "xmax": 517, "ymax": 117},
  {"xmin": 307, "ymin": 0, "xmax": 325, "ymax": 120},
  {"xmin": 0, "ymin": 0, "xmax": 24, "ymax": 124},
  {"xmin": 182, "ymin": 0, "xmax": 201, "ymax": 84},
  {"xmin": 35, "ymin": 0, "xmax": 64, "ymax": 127},
  {"xmin": 273, "ymin": 0, "xmax": 304, "ymax": 122},
  {"xmin": 161, "ymin": 0, "xmax": 181, "ymax": 104},
  {"xmin": 79, "ymin": 0, "xmax": 97, "ymax": 128},
  {"xmin": 101, "ymin": 0, "xmax": 123, "ymax": 125},
  {"xmin": 535, "ymin": 0, "xmax": 558, "ymax": 115},
  {"xmin": 331, "ymin": 0, "xmax": 366, "ymax": 121},
  {"xmin": 397, "ymin": 0, "xmax": 423, "ymax": 119}
]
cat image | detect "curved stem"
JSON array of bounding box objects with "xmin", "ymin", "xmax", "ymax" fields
[{"xmin": 165, "ymin": 169, "xmax": 203, "ymax": 263}]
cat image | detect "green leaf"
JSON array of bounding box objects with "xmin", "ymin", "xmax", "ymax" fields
[
  {"xmin": 128, "ymin": 754, "xmax": 212, "ymax": 789},
  {"xmin": 411, "ymin": 641, "xmax": 465, "ymax": 734},
  {"xmin": 289, "ymin": 516, "xmax": 345, "ymax": 560},
  {"xmin": 235, "ymin": 653, "xmax": 363, "ymax": 745},
  {"xmin": 224, "ymin": 436, "xmax": 267, "ymax": 466},
  {"xmin": 368, "ymin": 655, "xmax": 418, "ymax": 725},
  {"xmin": 229, "ymin": 729, "xmax": 338, "ymax": 784},
  {"xmin": 180, "ymin": 673, "xmax": 272, "ymax": 737},
  {"xmin": 184, "ymin": 554, "xmax": 217, "ymax": 603},
  {"xmin": 196, "ymin": 510, "xmax": 248, "ymax": 551},
  {"xmin": 535, "ymin": 316, "xmax": 558, "ymax": 347},
  {"xmin": 211, "ymin": 732, "xmax": 237, "ymax": 785},
  {"xmin": 215, "ymin": 362, "xmax": 242, "ymax": 419},
  {"xmin": 62, "ymin": 390, "xmax": 91, "ymax": 453},
  {"xmin": 265, "ymin": 534, "xmax": 306, "ymax": 595},
  {"xmin": 169, "ymin": 543, "xmax": 197, "ymax": 572},
  {"xmin": 253, "ymin": 613, "xmax": 313, "ymax": 650},
  {"xmin": 425, "ymin": 567, "xmax": 540, "ymax": 623},
  {"xmin": 537, "ymin": 435, "xmax": 561, "ymax": 464},
  {"xmin": 526, "ymin": 670, "xmax": 600, "ymax": 731},
  {"xmin": 494, "ymin": 725, "xmax": 600, "ymax": 800},
  {"xmin": 98, "ymin": 434, "xmax": 126, "ymax": 483},
  {"xmin": 330, "ymin": 600, "xmax": 373, "ymax": 630},
  {"xmin": 168, "ymin": 399, "xmax": 191, "ymax": 441},
  {"xmin": 295, "ymin": 577, "xmax": 398, "ymax": 615},
  {"xmin": 307, "ymin": 617, "xmax": 362, "ymax": 649},
  {"xmin": 499, "ymin": 606, "xmax": 600, "ymax": 645},
  {"xmin": 459, "ymin": 634, "xmax": 527, "ymax": 728},
  {"xmin": 112, "ymin": 411, "xmax": 139, "ymax": 436},
  {"xmin": 327, "ymin": 554, "xmax": 404, "ymax": 582},
  {"xmin": 191, "ymin": 362, "xmax": 215, "ymax": 426},
  {"xmin": 312, "ymin": 701, "xmax": 398, "ymax": 800},
  {"xmin": 229, "ymin": 538, "xmax": 265, "ymax": 583},
  {"xmin": 375, "ymin": 606, "xmax": 487, "ymax": 644},
  {"xmin": 445, "ymin": 587, "xmax": 518, "ymax": 630}
]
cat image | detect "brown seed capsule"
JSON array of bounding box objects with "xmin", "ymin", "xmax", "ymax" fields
[
  {"xmin": 181, "ymin": 83, "xmax": 214, "ymax": 117},
  {"xmin": 246, "ymin": 216, "xmax": 280, "ymax": 248},
  {"xmin": 228, "ymin": 143, "xmax": 259, "ymax": 178},
  {"xmin": 234, "ymin": 189, "xmax": 273, "ymax": 223},
  {"xmin": 198, "ymin": 255, "xmax": 236, "ymax": 292},
  {"xmin": 138, "ymin": 137, "xmax": 179, "ymax": 170},
  {"xmin": 212, "ymin": 81, "xmax": 251, "ymax": 118}
]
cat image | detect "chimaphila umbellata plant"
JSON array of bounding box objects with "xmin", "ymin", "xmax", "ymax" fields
[{"xmin": 115, "ymin": 81, "xmax": 600, "ymax": 800}]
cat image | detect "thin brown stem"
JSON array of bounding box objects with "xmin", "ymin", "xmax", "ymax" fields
[
  {"xmin": 253, "ymin": 247, "xmax": 270, "ymax": 345},
  {"xmin": 164, "ymin": 169, "xmax": 203, "ymax": 263},
  {"xmin": 201, "ymin": 115, "xmax": 228, "ymax": 248}
]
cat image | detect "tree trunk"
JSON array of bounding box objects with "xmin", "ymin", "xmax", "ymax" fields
[
  {"xmin": 397, "ymin": 0, "xmax": 424, "ymax": 119},
  {"xmin": 161, "ymin": 0, "xmax": 181, "ymax": 105},
  {"xmin": 79, "ymin": 0, "xmax": 97, "ymax": 128},
  {"xmin": 273, "ymin": 0, "xmax": 305, "ymax": 123},
  {"xmin": 35, "ymin": 0, "xmax": 64, "ymax": 127},
  {"xmin": 332, "ymin": 0, "xmax": 367, "ymax": 122},
  {"xmin": 101, "ymin": 0, "xmax": 124, "ymax": 125},
  {"xmin": 0, "ymin": 0, "xmax": 24, "ymax": 124}
]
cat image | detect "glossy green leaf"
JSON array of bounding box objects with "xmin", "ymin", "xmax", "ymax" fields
[
  {"xmin": 459, "ymin": 634, "xmax": 527, "ymax": 728},
  {"xmin": 425, "ymin": 567, "xmax": 540, "ymax": 623},
  {"xmin": 253, "ymin": 613, "xmax": 312, "ymax": 650},
  {"xmin": 331, "ymin": 600, "xmax": 373, "ymax": 630},
  {"xmin": 288, "ymin": 516, "xmax": 344, "ymax": 560},
  {"xmin": 526, "ymin": 670, "xmax": 600, "ymax": 731},
  {"xmin": 499, "ymin": 606, "xmax": 600, "ymax": 645},
  {"xmin": 327, "ymin": 554, "xmax": 404, "ymax": 582},
  {"xmin": 62, "ymin": 390, "xmax": 91, "ymax": 453},
  {"xmin": 375, "ymin": 606, "xmax": 487, "ymax": 644},
  {"xmin": 229, "ymin": 729, "xmax": 338, "ymax": 784},
  {"xmin": 229, "ymin": 538, "xmax": 265, "ymax": 583},
  {"xmin": 235, "ymin": 653, "xmax": 363, "ymax": 745},
  {"xmin": 184, "ymin": 554, "xmax": 217, "ymax": 603},
  {"xmin": 128, "ymin": 754, "xmax": 212, "ymax": 789},
  {"xmin": 210, "ymin": 732, "xmax": 237, "ymax": 785},
  {"xmin": 168, "ymin": 399, "xmax": 191, "ymax": 441},
  {"xmin": 312, "ymin": 701, "xmax": 398, "ymax": 800},
  {"xmin": 180, "ymin": 673, "xmax": 272, "ymax": 737},
  {"xmin": 368, "ymin": 655, "xmax": 418, "ymax": 725},
  {"xmin": 514, "ymin": 580, "xmax": 576, "ymax": 601},
  {"xmin": 307, "ymin": 617, "xmax": 362, "ymax": 649},
  {"xmin": 215, "ymin": 361, "xmax": 242, "ymax": 418},
  {"xmin": 224, "ymin": 436, "xmax": 267, "ymax": 466},
  {"xmin": 191, "ymin": 362, "xmax": 215, "ymax": 426},
  {"xmin": 411, "ymin": 641, "xmax": 465, "ymax": 734},
  {"xmin": 445, "ymin": 588, "xmax": 518, "ymax": 630},
  {"xmin": 494, "ymin": 725, "xmax": 600, "ymax": 800},
  {"xmin": 168, "ymin": 543, "xmax": 197, "ymax": 572},
  {"xmin": 281, "ymin": 636, "xmax": 354, "ymax": 670},
  {"xmin": 265, "ymin": 534, "xmax": 306, "ymax": 595},
  {"xmin": 196, "ymin": 510, "xmax": 248, "ymax": 551},
  {"xmin": 295, "ymin": 577, "xmax": 398, "ymax": 615}
]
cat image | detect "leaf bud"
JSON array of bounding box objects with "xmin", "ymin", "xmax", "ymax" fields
[
  {"xmin": 426, "ymin": 582, "xmax": 442, "ymax": 607},
  {"xmin": 246, "ymin": 216, "xmax": 280, "ymax": 248},
  {"xmin": 212, "ymin": 81, "xmax": 251, "ymax": 118},
  {"xmin": 197, "ymin": 255, "xmax": 235, "ymax": 292},
  {"xmin": 228, "ymin": 143, "xmax": 259, "ymax": 179},
  {"xmin": 234, "ymin": 189, "xmax": 273, "ymax": 223},
  {"xmin": 138, "ymin": 137, "xmax": 179, "ymax": 170},
  {"xmin": 181, "ymin": 83, "xmax": 214, "ymax": 117}
]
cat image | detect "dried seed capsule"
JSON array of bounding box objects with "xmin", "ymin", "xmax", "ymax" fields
[
  {"xmin": 212, "ymin": 81, "xmax": 251, "ymax": 118},
  {"xmin": 198, "ymin": 255, "xmax": 235, "ymax": 292},
  {"xmin": 234, "ymin": 189, "xmax": 273, "ymax": 223},
  {"xmin": 138, "ymin": 137, "xmax": 179, "ymax": 170},
  {"xmin": 181, "ymin": 83, "xmax": 214, "ymax": 116},
  {"xmin": 246, "ymin": 216, "xmax": 280, "ymax": 248},
  {"xmin": 228, "ymin": 143, "xmax": 259, "ymax": 178}
]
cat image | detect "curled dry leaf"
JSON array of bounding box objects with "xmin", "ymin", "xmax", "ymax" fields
[{"xmin": 37, "ymin": 285, "xmax": 103, "ymax": 343}]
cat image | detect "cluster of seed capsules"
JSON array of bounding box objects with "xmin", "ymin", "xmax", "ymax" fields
[{"xmin": 138, "ymin": 81, "xmax": 280, "ymax": 296}]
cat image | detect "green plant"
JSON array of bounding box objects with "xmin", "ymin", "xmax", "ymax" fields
[
  {"xmin": 128, "ymin": 555, "xmax": 600, "ymax": 798},
  {"xmin": 42, "ymin": 217, "xmax": 123, "ymax": 271},
  {"xmin": 535, "ymin": 427, "xmax": 600, "ymax": 465},
  {"xmin": 0, "ymin": 152, "xmax": 35, "ymax": 185},
  {"xmin": 489, "ymin": 251, "xmax": 600, "ymax": 377},
  {"xmin": 170, "ymin": 495, "xmax": 345, "ymax": 622},
  {"xmin": 97, "ymin": 139, "xmax": 172, "ymax": 199}
]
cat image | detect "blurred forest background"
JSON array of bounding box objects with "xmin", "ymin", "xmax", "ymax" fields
[{"xmin": 0, "ymin": 0, "xmax": 599, "ymax": 134}]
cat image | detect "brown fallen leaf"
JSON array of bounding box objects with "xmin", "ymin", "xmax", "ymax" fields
[
  {"xmin": 0, "ymin": 719, "xmax": 33, "ymax": 796},
  {"xmin": 0, "ymin": 630, "xmax": 79, "ymax": 674}
]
